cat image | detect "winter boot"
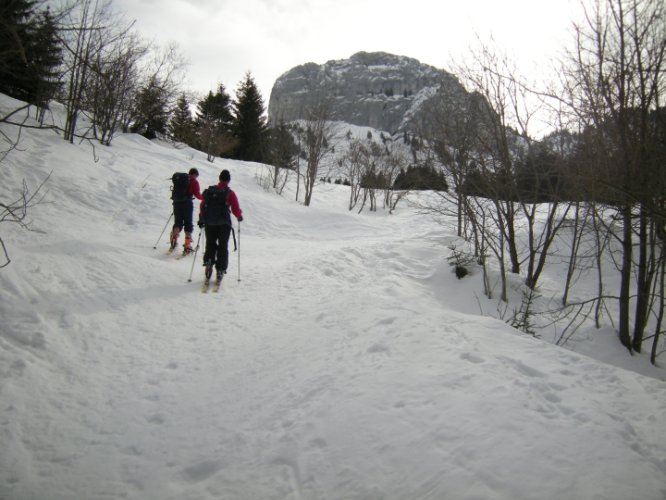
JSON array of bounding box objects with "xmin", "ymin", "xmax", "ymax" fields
[
  {"xmin": 204, "ymin": 261, "xmax": 213, "ymax": 282},
  {"xmin": 169, "ymin": 227, "xmax": 181, "ymax": 252},
  {"xmin": 216, "ymin": 268, "xmax": 225, "ymax": 282},
  {"xmin": 183, "ymin": 233, "xmax": 193, "ymax": 254}
]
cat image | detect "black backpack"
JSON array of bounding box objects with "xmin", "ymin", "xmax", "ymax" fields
[
  {"xmin": 171, "ymin": 172, "xmax": 190, "ymax": 201},
  {"xmin": 202, "ymin": 186, "xmax": 231, "ymax": 226}
]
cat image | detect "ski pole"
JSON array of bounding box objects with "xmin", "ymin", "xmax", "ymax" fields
[
  {"xmin": 153, "ymin": 213, "xmax": 173, "ymax": 249},
  {"xmin": 187, "ymin": 230, "xmax": 203, "ymax": 283},
  {"xmin": 237, "ymin": 220, "xmax": 241, "ymax": 282}
]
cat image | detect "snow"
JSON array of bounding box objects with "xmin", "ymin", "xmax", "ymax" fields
[{"xmin": 1, "ymin": 94, "xmax": 665, "ymax": 500}]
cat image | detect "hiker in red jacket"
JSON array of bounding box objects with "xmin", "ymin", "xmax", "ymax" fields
[{"xmin": 170, "ymin": 167, "xmax": 203, "ymax": 254}]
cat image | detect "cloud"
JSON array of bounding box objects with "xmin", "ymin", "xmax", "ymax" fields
[{"xmin": 116, "ymin": 0, "xmax": 582, "ymax": 106}]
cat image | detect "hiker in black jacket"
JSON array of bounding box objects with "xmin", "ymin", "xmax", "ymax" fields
[{"xmin": 198, "ymin": 169, "xmax": 243, "ymax": 282}]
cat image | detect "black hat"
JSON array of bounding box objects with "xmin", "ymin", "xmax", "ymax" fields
[
  {"xmin": 189, "ymin": 168, "xmax": 199, "ymax": 176},
  {"xmin": 219, "ymin": 169, "xmax": 230, "ymax": 182}
]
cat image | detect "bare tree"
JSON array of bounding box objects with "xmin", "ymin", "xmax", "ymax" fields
[
  {"xmin": 135, "ymin": 42, "xmax": 187, "ymax": 124},
  {"xmin": 560, "ymin": 0, "xmax": 666, "ymax": 352},
  {"xmin": 416, "ymin": 83, "xmax": 485, "ymax": 239},
  {"xmin": 447, "ymin": 40, "xmax": 576, "ymax": 296},
  {"xmin": 266, "ymin": 120, "xmax": 298, "ymax": 194},
  {"xmin": 381, "ymin": 140, "xmax": 410, "ymax": 213},
  {"xmin": 1, "ymin": 106, "xmax": 52, "ymax": 268},
  {"xmin": 198, "ymin": 123, "xmax": 237, "ymax": 163},
  {"xmin": 0, "ymin": 175, "xmax": 51, "ymax": 268},
  {"xmin": 357, "ymin": 141, "xmax": 385, "ymax": 213},
  {"xmin": 452, "ymin": 43, "xmax": 526, "ymax": 276},
  {"xmin": 129, "ymin": 42, "xmax": 187, "ymax": 140},
  {"xmin": 339, "ymin": 137, "xmax": 368, "ymax": 211},
  {"xmin": 471, "ymin": 195, "xmax": 511, "ymax": 301},
  {"xmin": 88, "ymin": 30, "xmax": 146, "ymax": 145},
  {"xmin": 651, "ymin": 246, "xmax": 665, "ymax": 364},
  {"xmin": 299, "ymin": 98, "xmax": 336, "ymax": 207},
  {"xmin": 59, "ymin": 0, "xmax": 116, "ymax": 143},
  {"xmin": 338, "ymin": 133, "xmax": 409, "ymax": 214}
]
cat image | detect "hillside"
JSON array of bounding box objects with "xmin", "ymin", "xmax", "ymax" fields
[{"xmin": 1, "ymin": 94, "xmax": 665, "ymax": 500}]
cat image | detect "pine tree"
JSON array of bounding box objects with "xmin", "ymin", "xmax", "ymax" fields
[
  {"xmin": 196, "ymin": 84, "xmax": 233, "ymax": 133},
  {"xmin": 231, "ymin": 72, "xmax": 267, "ymax": 162},
  {"xmin": 0, "ymin": 0, "xmax": 62, "ymax": 107},
  {"xmin": 268, "ymin": 121, "xmax": 298, "ymax": 170},
  {"xmin": 0, "ymin": 0, "xmax": 36, "ymax": 100},
  {"xmin": 29, "ymin": 8, "xmax": 62, "ymax": 114},
  {"xmin": 170, "ymin": 93, "xmax": 194, "ymax": 144},
  {"xmin": 195, "ymin": 84, "xmax": 235, "ymax": 161},
  {"xmin": 131, "ymin": 76, "xmax": 169, "ymax": 139}
]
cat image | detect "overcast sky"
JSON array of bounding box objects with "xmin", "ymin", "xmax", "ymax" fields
[{"xmin": 113, "ymin": 0, "xmax": 584, "ymax": 107}]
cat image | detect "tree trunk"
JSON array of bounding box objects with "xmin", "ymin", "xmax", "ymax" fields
[
  {"xmin": 619, "ymin": 204, "xmax": 633, "ymax": 351},
  {"xmin": 650, "ymin": 248, "xmax": 664, "ymax": 365},
  {"xmin": 563, "ymin": 202, "xmax": 582, "ymax": 305},
  {"xmin": 504, "ymin": 201, "xmax": 520, "ymax": 274},
  {"xmin": 632, "ymin": 207, "xmax": 653, "ymax": 352}
]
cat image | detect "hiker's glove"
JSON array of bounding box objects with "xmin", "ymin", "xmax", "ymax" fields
[
  {"xmin": 197, "ymin": 220, "xmax": 204, "ymax": 228},
  {"xmin": 237, "ymin": 216, "xmax": 243, "ymax": 222}
]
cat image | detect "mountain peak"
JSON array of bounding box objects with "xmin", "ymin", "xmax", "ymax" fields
[{"xmin": 268, "ymin": 51, "xmax": 467, "ymax": 133}]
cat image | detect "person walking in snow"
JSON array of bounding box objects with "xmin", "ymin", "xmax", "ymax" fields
[
  {"xmin": 170, "ymin": 167, "xmax": 203, "ymax": 255},
  {"xmin": 198, "ymin": 169, "xmax": 243, "ymax": 283}
]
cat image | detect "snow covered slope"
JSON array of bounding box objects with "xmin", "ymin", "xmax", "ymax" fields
[{"xmin": 1, "ymin": 96, "xmax": 665, "ymax": 500}]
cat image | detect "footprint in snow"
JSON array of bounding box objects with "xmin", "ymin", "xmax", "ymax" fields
[
  {"xmin": 182, "ymin": 460, "xmax": 224, "ymax": 482},
  {"xmin": 367, "ymin": 342, "xmax": 390, "ymax": 355},
  {"xmin": 146, "ymin": 414, "xmax": 164, "ymax": 424},
  {"xmin": 460, "ymin": 352, "xmax": 485, "ymax": 364}
]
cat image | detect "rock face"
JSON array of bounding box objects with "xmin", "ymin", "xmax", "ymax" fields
[{"xmin": 268, "ymin": 51, "xmax": 468, "ymax": 134}]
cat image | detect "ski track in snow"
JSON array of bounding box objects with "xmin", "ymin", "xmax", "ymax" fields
[{"xmin": 1, "ymin": 99, "xmax": 665, "ymax": 500}]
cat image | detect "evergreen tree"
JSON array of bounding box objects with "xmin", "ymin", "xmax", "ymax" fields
[
  {"xmin": 393, "ymin": 164, "xmax": 449, "ymax": 191},
  {"xmin": 231, "ymin": 72, "xmax": 267, "ymax": 162},
  {"xmin": 266, "ymin": 121, "xmax": 298, "ymax": 190},
  {"xmin": 196, "ymin": 84, "xmax": 233, "ymax": 133},
  {"xmin": 170, "ymin": 93, "xmax": 194, "ymax": 144},
  {"xmin": 0, "ymin": 1, "xmax": 62, "ymax": 107},
  {"xmin": 195, "ymin": 84, "xmax": 235, "ymax": 161},
  {"xmin": 28, "ymin": 8, "xmax": 62, "ymax": 114},
  {"xmin": 130, "ymin": 76, "xmax": 169, "ymax": 139},
  {"xmin": 0, "ymin": 0, "xmax": 37, "ymax": 100},
  {"xmin": 267, "ymin": 121, "xmax": 298, "ymax": 170}
]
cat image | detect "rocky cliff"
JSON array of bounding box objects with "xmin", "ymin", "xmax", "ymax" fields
[{"xmin": 268, "ymin": 51, "xmax": 469, "ymax": 134}]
